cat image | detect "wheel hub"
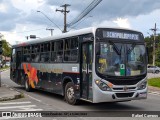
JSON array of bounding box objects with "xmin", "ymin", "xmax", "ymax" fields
[{"xmin": 67, "ymin": 87, "xmax": 74, "ymax": 100}]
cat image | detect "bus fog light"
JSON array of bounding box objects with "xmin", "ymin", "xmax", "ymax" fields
[
  {"xmin": 95, "ymin": 80, "xmax": 112, "ymax": 91},
  {"xmin": 138, "ymin": 81, "xmax": 147, "ymax": 90}
]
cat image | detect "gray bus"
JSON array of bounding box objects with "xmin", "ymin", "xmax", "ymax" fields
[{"xmin": 10, "ymin": 27, "xmax": 148, "ymax": 104}]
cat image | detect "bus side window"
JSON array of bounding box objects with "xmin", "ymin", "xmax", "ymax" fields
[
  {"xmin": 64, "ymin": 39, "xmax": 70, "ymax": 61},
  {"xmin": 40, "ymin": 43, "xmax": 50, "ymax": 62},
  {"xmin": 23, "ymin": 46, "xmax": 31, "ymax": 62},
  {"xmin": 55, "ymin": 40, "xmax": 63, "ymax": 62},
  {"xmin": 41, "ymin": 44, "xmax": 44, "ymax": 52},
  {"xmin": 51, "ymin": 42, "xmax": 56, "ymax": 62},
  {"xmin": 64, "ymin": 37, "xmax": 78, "ymax": 62},
  {"xmin": 70, "ymin": 37, "xmax": 78, "ymax": 61}
]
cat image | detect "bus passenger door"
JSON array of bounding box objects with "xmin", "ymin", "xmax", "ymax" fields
[
  {"xmin": 81, "ymin": 42, "xmax": 93, "ymax": 100},
  {"xmin": 15, "ymin": 48, "xmax": 22, "ymax": 84}
]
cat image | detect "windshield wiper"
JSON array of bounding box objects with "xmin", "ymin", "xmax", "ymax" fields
[
  {"xmin": 127, "ymin": 43, "xmax": 136, "ymax": 54},
  {"xmin": 109, "ymin": 41, "xmax": 121, "ymax": 55}
]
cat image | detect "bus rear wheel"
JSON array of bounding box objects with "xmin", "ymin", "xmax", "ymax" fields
[
  {"xmin": 25, "ymin": 76, "xmax": 32, "ymax": 92},
  {"xmin": 65, "ymin": 82, "xmax": 78, "ymax": 105}
]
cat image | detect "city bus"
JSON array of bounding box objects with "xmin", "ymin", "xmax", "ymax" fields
[{"xmin": 10, "ymin": 27, "xmax": 148, "ymax": 105}]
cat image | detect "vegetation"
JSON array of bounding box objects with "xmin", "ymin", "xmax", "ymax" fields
[
  {"xmin": 2, "ymin": 39, "xmax": 11, "ymax": 57},
  {"xmin": 0, "ymin": 66, "xmax": 10, "ymax": 70},
  {"xmin": 148, "ymin": 78, "xmax": 160, "ymax": 88},
  {"xmin": 145, "ymin": 34, "xmax": 160, "ymax": 66},
  {"xmin": 0, "ymin": 34, "xmax": 11, "ymax": 66}
]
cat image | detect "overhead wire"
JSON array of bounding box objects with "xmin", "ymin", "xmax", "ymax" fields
[{"xmin": 67, "ymin": 0, "xmax": 102, "ymax": 27}]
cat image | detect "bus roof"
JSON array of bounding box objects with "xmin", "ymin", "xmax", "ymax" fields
[
  {"xmin": 12, "ymin": 27, "xmax": 142, "ymax": 48},
  {"xmin": 12, "ymin": 27, "xmax": 96, "ymax": 48}
]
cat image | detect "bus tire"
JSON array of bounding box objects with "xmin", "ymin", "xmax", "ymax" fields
[
  {"xmin": 65, "ymin": 82, "xmax": 78, "ymax": 105},
  {"xmin": 25, "ymin": 76, "xmax": 32, "ymax": 92}
]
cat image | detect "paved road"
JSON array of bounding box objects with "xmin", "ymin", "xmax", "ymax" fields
[{"xmin": 1, "ymin": 70, "xmax": 160, "ymax": 120}]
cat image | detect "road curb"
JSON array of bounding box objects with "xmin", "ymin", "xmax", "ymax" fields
[
  {"xmin": 0, "ymin": 84, "xmax": 24, "ymax": 102},
  {"xmin": 148, "ymin": 86, "xmax": 160, "ymax": 95},
  {"xmin": 0, "ymin": 93, "xmax": 24, "ymax": 102}
]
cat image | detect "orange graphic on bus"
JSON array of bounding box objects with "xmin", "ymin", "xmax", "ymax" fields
[{"xmin": 23, "ymin": 63, "xmax": 39, "ymax": 88}]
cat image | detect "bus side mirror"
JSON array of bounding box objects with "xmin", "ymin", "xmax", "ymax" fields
[{"xmin": 146, "ymin": 47, "xmax": 149, "ymax": 64}]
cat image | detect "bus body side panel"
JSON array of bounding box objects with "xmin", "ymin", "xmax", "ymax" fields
[{"xmin": 20, "ymin": 63, "xmax": 81, "ymax": 97}]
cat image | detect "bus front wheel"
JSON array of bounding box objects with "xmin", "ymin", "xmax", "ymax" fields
[
  {"xmin": 65, "ymin": 82, "xmax": 78, "ymax": 105},
  {"xmin": 25, "ymin": 76, "xmax": 32, "ymax": 92}
]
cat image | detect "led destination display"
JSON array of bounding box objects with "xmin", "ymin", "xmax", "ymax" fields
[{"xmin": 103, "ymin": 31, "xmax": 139, "ymax": 40}]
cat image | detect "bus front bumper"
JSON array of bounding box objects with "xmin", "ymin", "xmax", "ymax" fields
[{"xmin": 93, "ymin": 85, "xmax": 147, "ymax": 103}]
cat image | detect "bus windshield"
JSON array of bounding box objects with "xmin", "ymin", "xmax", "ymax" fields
[{"xmin": 96, "ymin": 42, "xmax": 147, "ymax": 76}]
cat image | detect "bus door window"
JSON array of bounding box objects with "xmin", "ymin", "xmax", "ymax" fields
[
  {"xmin": 81, "ymin": 42, "xmax": 93, "ymax": 100},
  {"xmin": 88, "ymin": 43, "xmax": 93, "ymax": 100},
  {"xmin": 11, "ymin": 49, "xmax": 16, "ymax": 63},
  {"xmin": 10, "ymin": 49, "xmax": 16, "ymax": 79},
  {"xmin": 82, "ymin": 45, "xmax": 87, "ymax": 70},
  {"xmin": 82, "ymin": 44, "xmax": 87, "ymax": 98}
]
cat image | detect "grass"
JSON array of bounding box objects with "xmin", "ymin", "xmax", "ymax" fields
[
  {"xmin": 0, "ymin": 66, "xmax": 10, "ymax": 71},
  {"xmin": 148, "ymin": 77, "xmax": 160, "ymax": 88}
]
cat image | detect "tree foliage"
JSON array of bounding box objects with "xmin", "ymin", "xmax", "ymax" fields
[
  {"xmin": 0, "ymin": 34, "xmax": 11, "ymax": 57},
  {"xmin": 2, "ymin": 40, "xmax": 11, "ymax": 57},
  {"xmin": 145, "ymin": 34, "xmax": 160, "ymax": 66}
]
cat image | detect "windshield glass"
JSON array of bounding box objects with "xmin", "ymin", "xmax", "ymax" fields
[
  {"xmin": 96, "ymin": 42, "xmax": 125, "ymax": 76},
  {"xmin": 126, "ymin": 44, "xmax": 146, "ymax": 76},
  {"xmin": 96, "ymin": 42, "xmax": 146, "ymax": 76}
]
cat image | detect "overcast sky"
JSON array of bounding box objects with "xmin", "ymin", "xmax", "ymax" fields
[{"xmin": 0, "ymin": 0, "xmax": 160, "ymax": 45}]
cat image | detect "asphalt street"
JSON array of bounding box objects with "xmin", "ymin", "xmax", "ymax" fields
[{"xmin": 1, "ymin": 70, "xmax": 160, "ymax": 120}]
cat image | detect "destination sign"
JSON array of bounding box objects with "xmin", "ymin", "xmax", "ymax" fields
[{"xmin": 103, "ymin": 31, "xmax": 139, "ymax": 40}]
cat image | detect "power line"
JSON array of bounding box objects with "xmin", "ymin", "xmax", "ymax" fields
[
  {"xmin": 67, "ymin": 0, "xmax": 102, "ymax": 27},
  {"xmin": 69, "ymin": 15, "xmax": 92, "ymax": 31},
  {"xmin": 37, "ymin": 11, "xmax": 63, "ymax": 32}
]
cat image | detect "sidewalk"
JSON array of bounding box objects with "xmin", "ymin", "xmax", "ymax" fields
[
  {"xmin": 148, "ymin": 86, "xmax": 160, "ymax": 93},
  {"xmin": 0, "ymin": 84, "xmax": 23, "ymax": 101}
]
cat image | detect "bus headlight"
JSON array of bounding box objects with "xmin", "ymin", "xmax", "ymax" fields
[
  {"xmin": 137, "ymin": 81, "xmax": 147, "ymax": 90},
  {"xmin": 95, "ymin": 80, "xmax": 112, "ymax": 91}
]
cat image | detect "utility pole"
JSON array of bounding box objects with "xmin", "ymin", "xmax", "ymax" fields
[
  {"xmin": 150, "ymin": 23, "xmax": 158, "ymax": 66},
  {"xmin": 56, "ymin": 4, "xmax": 70, "ymax": 33},
  {"xmin": 46, "ymin": 28, "xmax": 54, "ymax": 36}
]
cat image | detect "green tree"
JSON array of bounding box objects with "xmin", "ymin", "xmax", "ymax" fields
[
  {"xmin": 0, "ymin": 33, "xmax": 11, "ymax": 65},
  {"xmin": 145, "ymin": 33, "xmax": 160, "ymax": 66}
]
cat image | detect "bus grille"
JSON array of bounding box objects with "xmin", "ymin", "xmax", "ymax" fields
[
  {"xmin": 109, "ymin": 80, "xmax": 140, "ymax": 85},
  {"xmin": 115, "ymin": 92, "xmax": 134, "ymax": 98},
  {"xmin": 106, "ymin": 74, "xmax": 146, "ymax": 85}
]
